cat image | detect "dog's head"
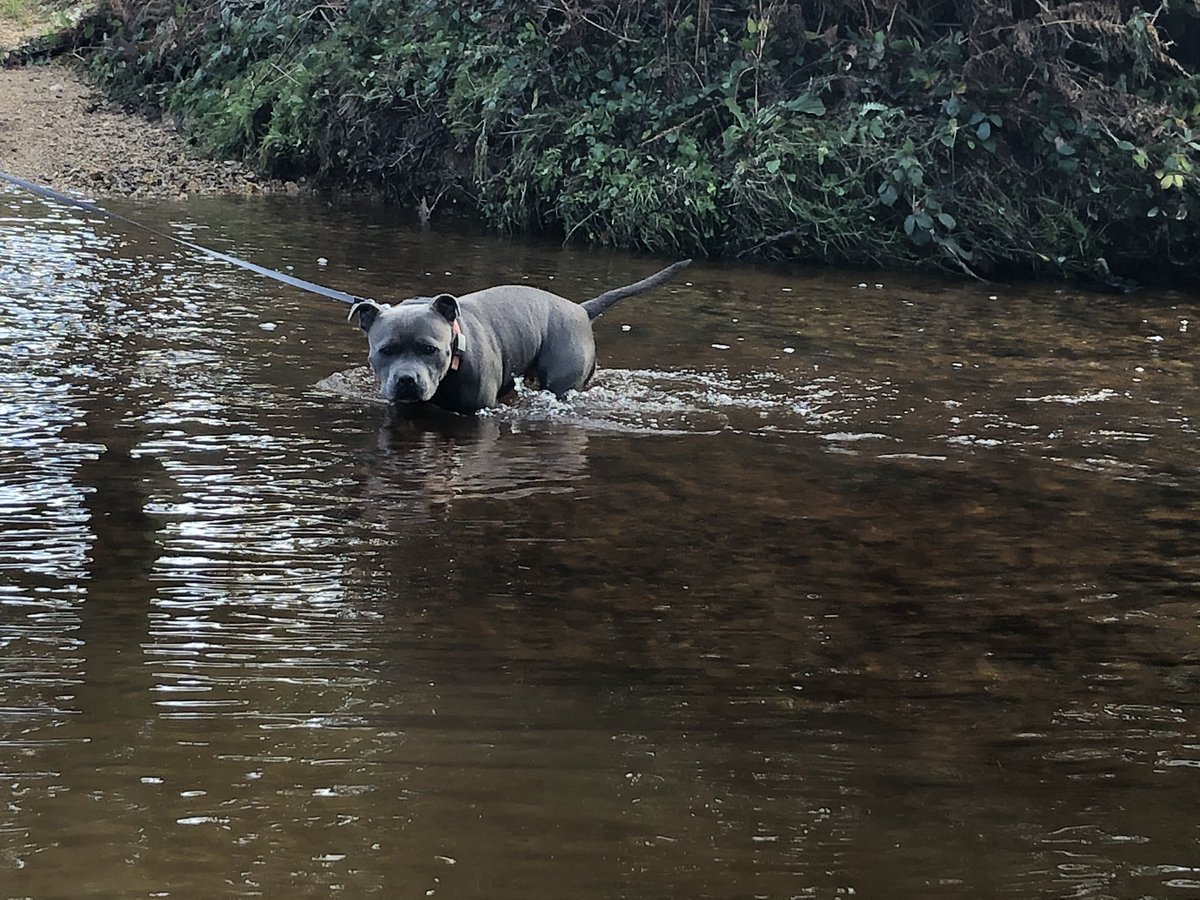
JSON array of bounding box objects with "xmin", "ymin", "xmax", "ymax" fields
[{"xmin": 348, "ymin": 294, "xmax": 463, "ymax": 404}]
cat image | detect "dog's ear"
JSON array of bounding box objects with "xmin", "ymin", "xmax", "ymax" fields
[
  {"xmin": 347, "ymin": 299, "xmax": 383, "ymax": 333},
  {"xmin": 431, "ymin": 293, "xmax": 459, "ymax": 323}
]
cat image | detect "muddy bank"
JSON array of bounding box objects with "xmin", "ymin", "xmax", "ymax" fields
[{"xmin": 0, "ymin": 59, "xmax": 295, "ymax": 199}]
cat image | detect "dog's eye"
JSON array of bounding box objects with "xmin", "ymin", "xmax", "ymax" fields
[
  {"xmin": 377, "ymin": 343, "xmax": 400, "ymax": 358},
  {"xmin": 417, "ymin": 343, "xmax": 439, "ymax": 356}
]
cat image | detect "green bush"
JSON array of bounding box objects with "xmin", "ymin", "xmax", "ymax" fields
[{"xmin": 81, "ymin": 0, "xmax": 1200, "ymax": 286}]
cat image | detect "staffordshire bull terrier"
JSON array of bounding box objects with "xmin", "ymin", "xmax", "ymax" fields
[{"xmin": 348, "ymin": 259, "xmax": 690, "ymax": 414}]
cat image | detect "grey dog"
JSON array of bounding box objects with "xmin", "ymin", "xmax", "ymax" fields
[{"xmin": 347, "ymin": 260, "xmax": 691, "ymax": 414}]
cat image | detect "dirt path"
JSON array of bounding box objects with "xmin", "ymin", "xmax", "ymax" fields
[{"xmin": 1, "ymin": 12, "xmax": 291, "ymax": 199}]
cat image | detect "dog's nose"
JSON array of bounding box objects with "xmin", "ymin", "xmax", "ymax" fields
[{"xmin": 388, "ymin": 373, "xmax": 423, "ymax": 402}]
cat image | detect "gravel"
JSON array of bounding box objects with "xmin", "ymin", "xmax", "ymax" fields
[{"xmin": 0, "ymin": 61, "xmax": 298, "ymax": 200}]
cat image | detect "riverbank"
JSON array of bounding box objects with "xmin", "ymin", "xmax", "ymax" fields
[
  {"xmin": 0, "ymin": 61, "xmax": 299, "ymax": 197},
  {"xmin": 4, "ymin": 1, "xmax": 1198, "ymax": 287},
  {"xmin": 1, "ymin": 2, "xmax": 297, "ymax": 199}
]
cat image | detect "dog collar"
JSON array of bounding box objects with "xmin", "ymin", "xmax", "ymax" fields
[{"xmin": 450, "ymin": 320, "xmax": 467, "ymax": 371}]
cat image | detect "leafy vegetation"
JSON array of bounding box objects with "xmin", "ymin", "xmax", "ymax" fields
[{"xmin": 76, "ymin": 0, "xmax": 1200, "ymax": 285}]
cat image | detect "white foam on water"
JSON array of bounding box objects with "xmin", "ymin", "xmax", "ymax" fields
[
  {"xmin": 1015, "ymin": 389, "xmax": 1120, "ymax": 405},
  {"xmin": 315, "ymin": 365, "xmax": 873, "ymax": 435},
  {"xmin": 482, "ymin": 368, "xmax": 821, "ymax": 434},
  {"xmin": 313, "ymin": 366, "xmax": 1145, "ymax": 480},
  {"xmin": 314, "ymin": 367, "xmax": 387, "ymax": 406}
]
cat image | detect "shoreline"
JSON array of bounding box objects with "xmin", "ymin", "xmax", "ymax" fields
[
  {"xmin": 0, "ymin": 58, "xmax": 293, "ymax": 200},
  {"xmin": 5, "ymin": 3, "xmax": 1198, "ymax": 288}
]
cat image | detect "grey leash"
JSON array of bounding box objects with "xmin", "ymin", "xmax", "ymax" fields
[{"xmin": 0, "ymin": 169, "xmax": 371, "ymax": 305}]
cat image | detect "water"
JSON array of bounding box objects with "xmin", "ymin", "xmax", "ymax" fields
[{"xmin": 1, "ymin": 186, "xmax": 1198, "ymax": 898}]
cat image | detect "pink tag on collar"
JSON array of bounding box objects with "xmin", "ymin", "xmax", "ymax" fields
[{"xmin": 449, "ymin": 320, "xmax": 466, "ymax": 371}]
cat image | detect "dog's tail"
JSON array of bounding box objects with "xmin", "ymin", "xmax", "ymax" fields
[{"xmin": 579, "ymin": 259, "xmax": 691, "ymax": 320}]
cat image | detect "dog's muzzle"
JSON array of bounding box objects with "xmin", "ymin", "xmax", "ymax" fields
[{"xmin": 386, "ymin": 373, "xmax": 427, "ymax": 403}]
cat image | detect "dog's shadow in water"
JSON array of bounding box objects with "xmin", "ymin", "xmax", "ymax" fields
[{"xmin": 358, "ymin": 402, "xmax": 592, "ymax": 522}]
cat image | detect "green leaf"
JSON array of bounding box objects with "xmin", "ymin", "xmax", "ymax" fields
[
  {"xmin": 879, "ymin": 182, "xmax": 899, "ymax": 206},
  {"xmin": 765, "ymin": 159, "xmax": 782, "ymax": 175},
  {"xmin": 936, "ymin": 212, "xmax": 956, "ymax": 229},
  {"xmin": 787, "ymin": 94, "xmax": 826, "ymax": 117}
]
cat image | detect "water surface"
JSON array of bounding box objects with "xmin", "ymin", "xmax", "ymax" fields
[{"xmin": 1, "ymin": 187, "xmax": 1198, "ymax": 898}]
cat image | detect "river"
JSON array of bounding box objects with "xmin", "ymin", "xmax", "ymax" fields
[{"xmin": 2, "ymin": 186, "xmax": 1198, "ymax": 898}]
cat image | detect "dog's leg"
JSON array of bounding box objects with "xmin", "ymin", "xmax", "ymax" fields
[{"xmin": 535, "ymin": 340, "xmax": 597, "ymax": 398}]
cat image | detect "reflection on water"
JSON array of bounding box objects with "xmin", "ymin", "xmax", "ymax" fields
[{"xmin": 1, "ymin": 186, "xmax": 1199, "ymax": 898}]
